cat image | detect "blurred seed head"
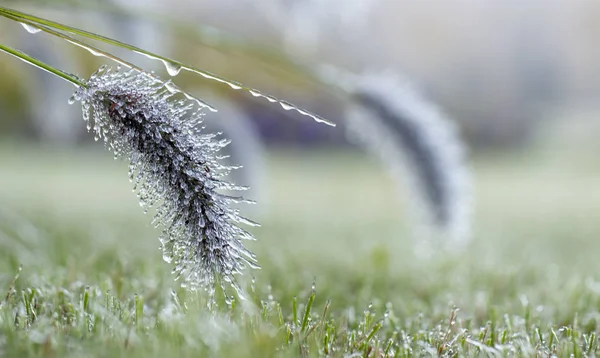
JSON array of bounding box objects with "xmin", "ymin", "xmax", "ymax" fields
[{"xmin": 345, "ymin": 71, "xmax": 472, "ymax": 251}]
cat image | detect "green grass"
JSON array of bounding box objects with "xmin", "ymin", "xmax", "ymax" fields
[{"xmin": 1, "ymin": 141, "xmax": 600, "ymax": 357}]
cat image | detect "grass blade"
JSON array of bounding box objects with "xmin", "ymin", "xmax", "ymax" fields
[
  {"xmin": 0, "ymin": 12, "xmax": 215, "ymax": 111},
  {"xmin": 0, "ymin": 42, "xmax": 85, "ymax": 87},
  {"xmin": 0, "ymin": 5, "xmax": 335, "ymax": 126},
  {"xmin": 301, "ymin": 291, "xmax": 315, "ymax": 333}
]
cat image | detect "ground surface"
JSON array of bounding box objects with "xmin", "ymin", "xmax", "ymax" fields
[{"xmin": 1, "ymin": 141, "xmax": 600, "ymax": 357}]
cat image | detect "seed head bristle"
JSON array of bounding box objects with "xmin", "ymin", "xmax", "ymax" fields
[{"xmin": 72, "ymin": 65, "xmax": 259, "ymax": 294}]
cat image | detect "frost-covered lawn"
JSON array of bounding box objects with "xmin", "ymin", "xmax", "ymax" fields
[{"xmin": 1, "ymin": 143, "xmax": 600, "ymax": 357}]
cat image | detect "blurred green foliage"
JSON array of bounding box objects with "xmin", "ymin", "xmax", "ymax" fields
[{"xmin": 1, "ymin": 142, "xmax": 600, "ymax": 355}]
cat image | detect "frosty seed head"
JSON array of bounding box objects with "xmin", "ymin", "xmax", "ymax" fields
[{"xmin": 72, "ymin": 66, "xmax": 259, "ymax": 294}]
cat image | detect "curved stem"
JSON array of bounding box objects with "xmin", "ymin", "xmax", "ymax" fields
[{"xmin": 0, "ymin": 42, "xmax": 85, "ymax": 87}]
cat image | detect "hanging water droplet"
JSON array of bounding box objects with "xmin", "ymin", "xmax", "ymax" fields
[
  {"xmin": 163, "ymin": 60, "xmax": 183, "ymax": 76},
  {"xmin": 68, "ymin": 95, "xmax": 76, "ymax": 105},
  {"xmin": 66, "ymin": 40, "xmax": 111, "ymax": 63},
  {"xmin": 89, "ymin": 49, "xmax": 104, "ymax": 57},
  {"xmin": 20, "ymin": 23, "xmax": 42, "ymax": 34},
  {"xmin": 137, "ymin": 51, "xmax": 159, "ymax": 62},
  {"xmin": 280, "ymin": 101, "xmax": 294, "ymax": 111}
]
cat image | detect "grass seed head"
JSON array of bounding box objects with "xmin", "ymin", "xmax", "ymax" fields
[{"xmin": 72, "ymin": 66, "xmax": 259, "ymax": 295}]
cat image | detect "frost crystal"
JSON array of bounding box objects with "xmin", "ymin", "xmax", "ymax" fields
[{"xmin": 72, "ymin": 66, "xmax": 259, "ymax": 294}]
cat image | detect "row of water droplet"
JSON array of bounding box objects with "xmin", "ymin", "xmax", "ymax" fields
[{"xmin": 18, "ymin": 20, "xmax": 335, "ymax": 126}]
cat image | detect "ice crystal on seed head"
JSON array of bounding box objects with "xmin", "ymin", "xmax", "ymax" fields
[{"xmin": 72, "ymin": 66, "xmax": 259, "ymax": 294}]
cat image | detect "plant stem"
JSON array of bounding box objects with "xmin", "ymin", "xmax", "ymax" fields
[
  {"xmin": 0, "ymin": 43, "xmax": 85, "ymax": 87},
  {"xmin": 0, "ymin": 5, "xmax": 335, "ymax": 126},
  {"xmin": 0, "ymin": 11, "xmax": 215, "ymax": 111}
]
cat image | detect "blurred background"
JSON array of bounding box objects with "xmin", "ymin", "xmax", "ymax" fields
[
  {"xmin": 1, "ymin": 0, "xmax": 600, "ymax": 293},
  {"xmin": 2, "ymin": 0, "xmax": 600, "ymax": 148}
]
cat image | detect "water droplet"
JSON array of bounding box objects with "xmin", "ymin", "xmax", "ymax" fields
[
  {"xmin": 280, "ymin": 101, "xmax": 294, "ymax": 111},
  {"xmin": 20, "ymin": 23, "xmax": 41, "ymax": 34},
  {"xmin": 68, "ymin": 95, "xmax": 76, "ymax": 105},
  {"xmin": 89, "ymin": 49, "xmax": 104, "ymax": 57},
  {"xmin": 162, "ymin": 60, "xmax": 182, "ymax": 76},
  {"xmin": 137, "ymin": 51, "xmax": 159, "ymax": 62},
  {"xmin": 66, "ymin": 40, "xmax": 109, "ymax": 60}
]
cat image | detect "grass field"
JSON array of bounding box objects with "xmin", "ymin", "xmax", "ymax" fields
[{"xmin": 1, "ymin": 140, "xmax": 600, "ymax": 357}]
